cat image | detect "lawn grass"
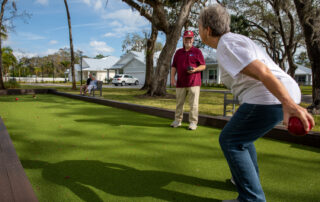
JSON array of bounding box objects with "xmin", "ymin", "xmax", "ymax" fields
[
  {"xmin": 52, "ymin": 86, "xmax": 236, "ymax": 116},
  {"xmin": 300, "ymin": 85, "xmax": 312, "ymax": 95},
  {"xmin": 53, "ymin": 85, "xmax": 320, "ymax": 132},
  {"xmin": 0, "ymin": 94, "xmax": 320, "ymax": 202},
  {"xmin": 19, "ymin": 84, "xmax": 320, "ymax": 132}
]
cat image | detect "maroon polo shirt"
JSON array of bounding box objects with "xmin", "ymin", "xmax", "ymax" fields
[{"xmin": 172, "ymin": 46, "xmax": 205, "ymax": 88}]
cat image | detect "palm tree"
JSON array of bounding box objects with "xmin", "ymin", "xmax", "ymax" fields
[
  {"xmin": 1, "ymin": 25, "xmax": 7, "ymax": 39},
  {"xmin": 2, "ymin": 46, "xmax": 17, "ymax": 81},
  {"xmin": 63, "ymin": 0, "xmax": 76, "ymax": 90},
  {"xmin": 34, "ymin": 67, "xmax": 41, "ymax": 83}
]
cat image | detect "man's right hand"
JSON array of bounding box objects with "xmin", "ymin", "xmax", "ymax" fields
[{"xmin": 171, "ymin": 79, "xmax": 176, "ymax": 86}]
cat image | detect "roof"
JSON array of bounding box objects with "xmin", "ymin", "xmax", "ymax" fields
[
  {"xmin": 112, "ymin": 51, "xmax": 161, "ymax": 69},
  {"xmin": 200, "ymin": 48, "xmax": 217, "ymax": 64},
  {"xmin": 112, "ymin": 52, "xmax": 135, "ymax": 69},
  {"xmin": 82, "ymin": 56, "xmax": 119, "ymax": 71},
  {"xmin": 285, "ymin": 64, "xmax": 312, "ymax": 75},
  {"xmin": 130, "ymin": 51, "xmax": 146, "ymax": 63},
  {"xmin": 295, "ymin": 64, "xmax": 312, "ymax": 75},
  {"xmin": 64, "ymin": 64, "xmax": 80, "ymax": 74}
]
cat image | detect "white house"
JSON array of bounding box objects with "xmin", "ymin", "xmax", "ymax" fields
[
  {"xmin": 293, "ymin": 64, "xmax": 312, "ymax": 85},
  {"xmin": 200, "ymin": 49, "xmax": 313, "ymax": 86},
  {"xmin": 110, "ymin": 51, "xmax": 147, "ymax": 83},
  {"xmin": 110, "ymin": 50, "xmax": 218, "ymax": 85},
  {"xmin": 199, "ymin": 48, "xmax": 220, "ymax": 84},
  {"xmin": 109, "ymin": 51, "xmax": 170, "ymax": 85},
  {"xmin": 66, "ymin": 56, "xmax": 119, "ymax": 83},
  {"xmin": 81, "ymin": 56, "xmax": 119, "ymax": 82},
  {"xmin": 66, "ymin": 50, "xmax": 217, "ymax": 85},
  {"xmin": 66, "ymin": 50, "xmax": 311, "ymax": 86},
  {"xmin": 64, "ymin": 64, "xmax": 81, "ymax": 82}
]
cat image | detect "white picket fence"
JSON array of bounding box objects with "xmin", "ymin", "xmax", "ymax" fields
[{"xmin": 3, "ymin": 77, "xmax": 66, "ymax": 83}]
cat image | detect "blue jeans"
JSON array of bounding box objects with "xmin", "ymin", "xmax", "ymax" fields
[{"xmin": 219, "ymin": 104, "xmax": 283, "ymax": 202}]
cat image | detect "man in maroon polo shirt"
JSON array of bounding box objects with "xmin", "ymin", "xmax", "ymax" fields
[{"xmin": 170, "ymin": 30, "xmax": 206, "ymax": 130}]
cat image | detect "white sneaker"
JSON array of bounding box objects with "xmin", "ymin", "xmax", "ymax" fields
[
  {"xmin": 170, "ymin": 120, "xmax": 181, "ymax": 128},
  {"xmin": 188, "ymin": 123, "xmax": 197, "ymax": 130},
  {"xmin": 230, "ymin": 177, "xmax": 236, "ymax": 185},
  {"xmin": 222, "ymin": 199, "xmax": 239, "ymax": 202}
]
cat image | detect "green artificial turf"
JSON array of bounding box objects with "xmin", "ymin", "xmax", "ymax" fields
[{"xmin": 0, "ymin": 94, "xmax": 319, "ymax": 202}]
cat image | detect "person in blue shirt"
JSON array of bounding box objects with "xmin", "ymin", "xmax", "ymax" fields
[{"xmin": 86, "ymin": 76, "xmax": 97, "ymax": 95}]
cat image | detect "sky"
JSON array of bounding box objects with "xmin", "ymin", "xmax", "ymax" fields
[{"xmin": 4, "ymin": 0, "xmax": 163, "ymax": 60}]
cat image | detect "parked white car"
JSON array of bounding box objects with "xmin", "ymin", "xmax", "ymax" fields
[{"xmin": 112, "ymin": 74, "xmax": 139, "ymax": 86}]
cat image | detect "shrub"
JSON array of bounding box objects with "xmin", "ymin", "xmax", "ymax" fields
[
  {"xmin": 201, "ymin": 82, "xmax": 227, "ymax": 88},
  {"xmin": 4, "ymin": 79, "xmax": 21, "ymax": 89}
]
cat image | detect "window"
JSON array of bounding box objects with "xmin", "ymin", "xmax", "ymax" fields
[
  {"xmin": 295, "ymin": 75, "xmax": 306, "ymax": 83},
  {"xmin": 209, "ymin": 69, "xmax": 217, "ymax": 80}
]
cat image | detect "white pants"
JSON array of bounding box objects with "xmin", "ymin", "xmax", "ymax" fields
[
  {"xmin": 174, "ymin": 86, "xmax": 200, "ymax": 125},
  {"xmin": 87, "ymin": 85, "xmax": 97, "ymax": 93}
]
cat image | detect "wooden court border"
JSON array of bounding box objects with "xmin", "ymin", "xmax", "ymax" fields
[{"xmin": 0, "ymin": 117, "xmax": 38, "ymax": 201}]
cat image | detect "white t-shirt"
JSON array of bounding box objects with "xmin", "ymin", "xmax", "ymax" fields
[{"xmin": 216, "ymin": 32, "xmax": 301, "ymax": 105}]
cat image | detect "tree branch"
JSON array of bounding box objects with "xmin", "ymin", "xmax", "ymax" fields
[
  {"xmin": 121, "ymin": 0, "xmax": 152, "ymax": 22},
  {"xmin": 152, "ymin": 1, "xmax": 170, "ymax": 33},
  {"xmin": 246, "ymin": 19, "xmax": 271, "ymax": 41},
  {"xmin": 286, "ymin": 9, "xmax": 296, "ymax": 50}
]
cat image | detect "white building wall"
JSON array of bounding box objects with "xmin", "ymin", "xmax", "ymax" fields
[
  {"xmin": 96, "ymin": 72, "xmax": 106, "ymax": 82},
  {"xmin": 123, "ymin": 60, "xmax": 146, "ymax": 85},
  {"xmin": 68, "ymin": 70, "xmax": 81, "ymax": 82},
  {"xmin": 5, "ymin": 77, "xmax": 66, "ymax": 82}
]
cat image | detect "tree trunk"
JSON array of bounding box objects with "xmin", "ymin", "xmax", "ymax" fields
[
  {"xmin": 294, "ymin": 0, "xmax": 320, "ymax": 113},
  {"xmin": 285, "ymin": 10, "xmax": 298, "ymax": 78},
  {"xmin": 278, "ymin": 56, "xmax": 286, "ymax": 70},
  {"xmin": 0, "ymin": 0, "xmax": 8, "ymax": 89},
  {"xmin": 287, "ymin": 53, "xmax": 297, "ymax": 77},
  {"xmin": 122, "ymin": 0, "xmax": 196, "ymax": 96},
  {"xmin": 147, "ymin": 29, "xmax": 182, "ymax": 96},
  {"xmin": 146, "ymin": 0, "xmax": 196, "ymax": 96},
  {"xmin": 274, "ymin": 5, "xmax": 298, "ymax": 78},
  {"xmin": 64, "ymin": 0, "xmax": 76, "ymax": 90},
  {"xmin": 141, "ymin": 24, "xmax": 158, "ymax": 90}
]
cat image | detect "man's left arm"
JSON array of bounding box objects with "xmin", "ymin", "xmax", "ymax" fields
[
  {"xmin": 188, "ymin": 64, "xmax": 205, "ymax": 74},
  {"xmin": 195, "ymin": 65, "xmax": 206, "ymax": 72}
]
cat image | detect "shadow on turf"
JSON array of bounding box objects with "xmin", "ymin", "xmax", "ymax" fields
[
  {"xmin": 22, "ymin": 160, "xmax": 234, "ymax": 201},
  {"xmin": 290, "ymin": 143, "xmax": 320, "ymax": 153},
  {"xmin": 74, "ymin": 118, "xmax": 170, "ymax": 128},
  {"xmin": 53, "ymin": 105, "xmax": 172, "ymax": 128}
]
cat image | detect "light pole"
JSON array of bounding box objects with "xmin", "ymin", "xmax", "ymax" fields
[
  {"xmin": 272, "ymin": 31, "xmax": 277, "ymax": 61},
  {"xmin": 169, "ymin": 67, "xmax": 171, "ymax": 88},
  {"xmin": 12, "ymin": 65, "xmax": 15, "ymax": 81},
  {"xmin": 41, "ymin": 65, "xmax": 44, "ymax": 82},
  {"xmin": 52, "ymin": 59, "xmax": 55, "ymax": 83},
  {"xmin": 80, "ymin": 51, "xmax": 83, "ymax": 86}
]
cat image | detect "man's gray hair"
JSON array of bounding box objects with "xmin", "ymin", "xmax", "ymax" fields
[{"xmin": 199, "ymin": 4, "xmax": 230, "ymax": 37}]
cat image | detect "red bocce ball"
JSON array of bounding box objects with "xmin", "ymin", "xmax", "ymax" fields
[{"xmin": 288, "ymin": 117, "xmax": 311, "ymax": 136}]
